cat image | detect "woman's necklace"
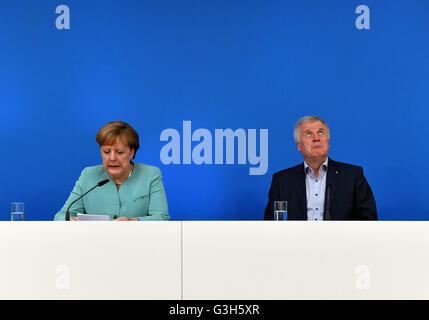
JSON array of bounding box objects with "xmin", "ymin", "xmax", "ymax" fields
[{"xmin": 115, "ymin": 167, "xmax": 133, "ymax": 185}]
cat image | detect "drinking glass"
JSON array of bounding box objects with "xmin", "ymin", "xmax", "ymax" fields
[
  {"xmin": 11, "ymin": 202, "xmax": 24, "ymax": 221},
  {"xmin": 273, "ymin": 201, "xmax": 287, "ymax": 221}
]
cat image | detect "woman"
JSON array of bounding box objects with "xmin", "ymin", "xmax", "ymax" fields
[{"xmin": 54, "ymin": 121, "xmax": 169, "ymax": 221}]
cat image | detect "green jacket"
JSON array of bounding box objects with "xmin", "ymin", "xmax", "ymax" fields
[{"xmin": 54, "ymin": 163, "xmax": 169, "ymax": 221}]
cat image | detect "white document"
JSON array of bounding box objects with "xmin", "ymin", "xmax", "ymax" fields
[{"xmin": 77, "ymin": 213, "xmax": 111, "ymax": 221}]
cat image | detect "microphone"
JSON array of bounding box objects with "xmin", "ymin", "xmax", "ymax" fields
[
  {"xmin": 97, "ymin": 179, "xmax": 110, "ymax": 187},
  {"xmin": 65, "ymin": 179, "xmax": 110, "ymax": 221},
  {"xmin": 325, "ymin": 184, "xmax": 331, "ymax": 220}
]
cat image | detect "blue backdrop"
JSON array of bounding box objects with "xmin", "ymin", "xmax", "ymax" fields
[{"xmin": 1, "ymin": 0, "xmax": 428, "ymax": 220}]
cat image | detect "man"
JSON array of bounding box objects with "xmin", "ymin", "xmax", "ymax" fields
[{"xmin": 264, "ymin": 115, "xmax": 377, "ymax": 220}]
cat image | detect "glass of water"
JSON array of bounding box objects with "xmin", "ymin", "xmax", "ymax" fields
[
  {"xmin": 273, "ymin": 201, "xmax": 287, "ymax": 221},
  {"xmin": 11, "ymin": 202, "xmax": 24, "ymax": 221}
]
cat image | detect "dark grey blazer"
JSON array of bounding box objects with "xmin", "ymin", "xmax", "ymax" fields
[{"xmin": 264, "ymin": 158, "xmax": 377, "ymax": 220}]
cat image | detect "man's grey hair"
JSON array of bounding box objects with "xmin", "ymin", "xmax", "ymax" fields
[{"xmin": 293, "ymin": 115, "xmax": 330, "ymax": 144}]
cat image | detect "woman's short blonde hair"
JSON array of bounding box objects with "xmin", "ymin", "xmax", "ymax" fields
[{"xmin": 96, "ymin": 121, "xmax": 139, "ymax": 158}]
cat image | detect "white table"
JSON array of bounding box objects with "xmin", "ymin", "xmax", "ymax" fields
[
  {"xmin": 1, "ymin": 221, "xmax": 428, "ymax": 299},
  {"xmin": 0, "ymin": 222, "xmax": 182, "ymax": 299},
  {"xmin": 182, "ymin": 221, "xmax": 429, "ymax": 299}
]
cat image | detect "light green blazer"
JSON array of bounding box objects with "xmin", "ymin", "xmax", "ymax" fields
[{"xmin": 54, "ymin": 163, "xmax": 169, "ymax": 221}]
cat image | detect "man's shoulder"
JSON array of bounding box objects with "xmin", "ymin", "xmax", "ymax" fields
[
  {"xmin": 271, "ymin": 159, "xmax": 364, "ymax": 178},
  {"xmin": 272, "ymin": 163, "xmax": 303, "ymax": 178},
  {"xmin": 329, "ymin": 159, "xmax": 363, "ymax": 172}
]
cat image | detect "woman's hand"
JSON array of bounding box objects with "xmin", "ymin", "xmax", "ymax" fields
[
  {"xmin": 70, "ymin": 217, "xmax": 79, "ymax": 221},
  {"xmin": 114, "ymin": 216, "xmax": 138, "ymax": 221}
]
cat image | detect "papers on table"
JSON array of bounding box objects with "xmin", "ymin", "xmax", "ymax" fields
[{"xmin": 77, "ymin": 213, "xmax": 111, "ymax": 221}]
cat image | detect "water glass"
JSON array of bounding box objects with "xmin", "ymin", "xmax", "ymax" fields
[
  {"xmin": 11, "ymin": 202, "xmax": 24, "ymax": 221},
  {"xmin": 273, "ymin": 201, "xmax": 287, "ymax": 221}
]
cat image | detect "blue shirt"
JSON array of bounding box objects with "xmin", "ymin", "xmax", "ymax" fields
[{"xmin": 304, "ymin": 158, "xmax": 328, "ymax": 221}]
